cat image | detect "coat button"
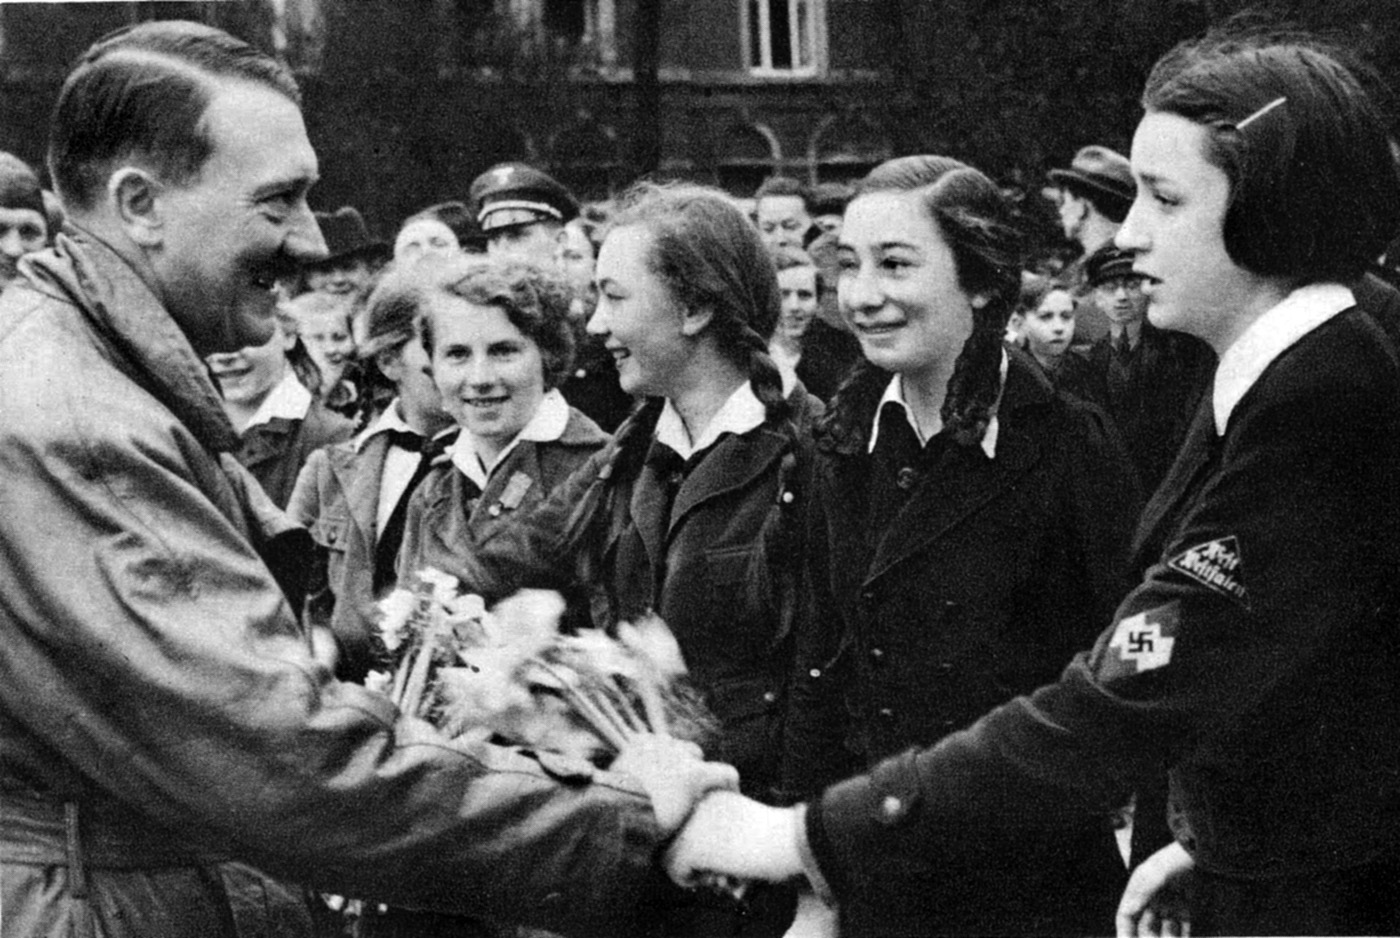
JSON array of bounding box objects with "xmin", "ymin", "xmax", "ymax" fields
[
  {"xmin": 808, "ymin": 668, "xmax": 822, "ymax": 679},
  {"xmin": 762, "ymin": 690, "xmax": 777, "ymax": 704},
  {"xmin": 781, "ymin": 490, "xmax": 794, "ymax": 504},
  {"xmin": 488, "ymin": 504, "xmax": 503, "ymax": 517},
  {"xmin": 869, "ymin": 647, "xmax": 885, "ymax": 666},
  {"xmin": 896, "ymin": 467, "xmax": 918, "ymax": 490},
  {"xmin": 877, "ymin": 707, "xmax": 895, "ymax": 722}
]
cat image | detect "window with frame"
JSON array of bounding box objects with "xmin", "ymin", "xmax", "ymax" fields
[{"xmin": 745, "ymin": 0, "xmax": 821, "ymax": 75}]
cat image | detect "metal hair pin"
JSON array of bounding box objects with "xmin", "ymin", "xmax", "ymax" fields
[{"xmin": 1235, "ymin": 96, "xmax": 1287, "ymax": 130}]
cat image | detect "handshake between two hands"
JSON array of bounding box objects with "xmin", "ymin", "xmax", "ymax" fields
[
  {"xmin": 611, "ymin": 738, "xmax": 1198, "ymax": 938},
  {"xmin": 609, "ymin": 736, "xmax": 804, "ymax": 887}
]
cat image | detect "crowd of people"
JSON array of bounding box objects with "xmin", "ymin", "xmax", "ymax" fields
[{"xmin": 3, "ymin": 15, "xmax": 1400, "ymax": 938}]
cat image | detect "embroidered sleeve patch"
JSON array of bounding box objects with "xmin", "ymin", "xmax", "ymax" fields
[
  {"xmin": 1167, "ymin": 536, "xmax": 1249, "ymax": 607},
  {"xmin": 1101, "ymin": 601, "xmax": 1181, "ymax": 681}
]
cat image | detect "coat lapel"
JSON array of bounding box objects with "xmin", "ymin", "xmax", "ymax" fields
[
  {"xmin": 1130, "ymin": 394, "xmax": 1218, "ymax": 569},
  {"xmin": 865, "ymin": 420, "xmax": 1041, "ymax": 584},
  {"xmin": 335, "ymin": 433, "xmax": 391, "ymax": 549},
  {"xmin": 670, "ymin": 429, "xmax": 787, "ymax": 535},
  {"xmin": 865, "ymin": 354, "xmax": 1048, "ymax": 585}
]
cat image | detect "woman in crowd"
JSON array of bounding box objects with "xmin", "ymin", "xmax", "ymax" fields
[
  {"xmin": 399, "ymin": 257, "xmax": 610, "ymax": 572},
  {"xmin": 767, "ymin": 247, "xmax": 820, "ymax": 398},
  {"xmin": 777, "ymin": 154, "xmax": 1141, "ymax": 936},
  {"xmin": 665, "ymin": 30, "xmax": 1400, "ymax": 938},
  {"xmin": 208, "ymin": 305, "xmax": 355, "ymax": 508},
  {"xmin": 289, "ymin": 263, "xmax": 457, "ymax": 683},
  {"xmin": 394, "ymin": 201, "xmax": 471, "ymax": 262},
  {"xmin": 283, "ymin": 288, "xmax": 361, "ymax": 417},
  {"xmin": 1011, "ymin": 272, "xmax": 1094, "ymax": 397},
  {"xmin": 426, "ymin": 182, "xmax": 818, "ymax": 799},
  {"xmin": 421, "ymin": 183, "xmax": 821, "ymax": 935},
  {"xmin": 554, "ymin": 202, "xmax": 635, "ymax": 432}
]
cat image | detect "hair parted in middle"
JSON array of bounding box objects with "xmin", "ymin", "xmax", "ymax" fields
[
  {"xmin": 606, "ymin": 180, "xmax": 789, "ymax": 417},
  {"xmin": 413, "ymin": 255, "xmax": 576, "ymax": 391},
  {"xmin": 852, "ymin": 154, "xmax": 1027, "ymax": 447}
]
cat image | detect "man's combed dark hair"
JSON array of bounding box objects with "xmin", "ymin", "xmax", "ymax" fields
[
  {"xmin": 1143, "ymin": 28, "xmax": 1400, "ymax": 284},
  {"xmin": 48, "ymin": 19, "xmax": 300, "ymax": 211},
  {"xmin": 847, "ymin": 155, "xmax": 1026, "ymax": 447}
]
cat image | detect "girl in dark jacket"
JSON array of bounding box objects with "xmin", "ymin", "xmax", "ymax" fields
[
  {"xmin": 425, "ymin": 181, "xmax": 819, "ymax": 805},
  {"xmin": 780, "ymin": 155, "xmax": 1142, "ymax": 936}
]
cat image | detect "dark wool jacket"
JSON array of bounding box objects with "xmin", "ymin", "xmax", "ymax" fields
[
  {"xmin": 783, "ymin": 348, "xmax": 1141, "ymax": 935},
  {"xmin": 398, "ymin": 407, "xmax": 611, "ymax": 576},
  {"xmin": 1083, "ymin": 321, "xmax": 1215, "ymax": 496},
  {"xmin": 233, "ymin": 399, "xmax": 354, "ymax": 509},
  {"xmin": 430, "ymin": 391, "xmax": 822, "ymax": 799},
  {"xmin": 808, "ymin": 307, "xmax": 1400, "ymax": 936}
]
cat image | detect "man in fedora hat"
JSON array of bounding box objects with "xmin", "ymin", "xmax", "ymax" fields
[
  {"xmin": 469, "ymin": 161, "xmax": 578, "ymax": 268},
  {"xmin": 303, "ymin": 205, "xmax": 388, "ymax": 298},
  {"xmin": 1047, "ymin": 145, "xmax": 1136, "ymax": 343}
]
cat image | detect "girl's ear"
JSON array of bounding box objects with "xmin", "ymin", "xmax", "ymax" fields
[{"xmin": 679, "ymin": 303, "xmax": 714, "ymax": 338}]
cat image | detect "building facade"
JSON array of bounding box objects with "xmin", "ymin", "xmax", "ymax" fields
[{"xmin": 0, "ymin": 0, "xmax": 901, "ymax": 232}]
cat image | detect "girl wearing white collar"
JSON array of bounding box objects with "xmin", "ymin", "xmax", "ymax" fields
[
  {"xmin": 398, "ymin": 257, "xmax": 610, "ymax": 569},
  {"xmin": 778, "ymin": 154, "xmax": 1141, "ymax": 937},
  {"xmin": 423, "ymin": 184, "xmax": 821, "ymax": 909}
]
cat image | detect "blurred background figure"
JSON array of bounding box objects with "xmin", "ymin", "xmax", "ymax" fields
[
  {"xmin": 808, "ymin": 181, "xmax": 854, "ymax": 240},
  {"xmin": 282, "ymin": 289, "xmax": 361, "ymax": 419},
  {"xmin": 470, "ymin": 161, "xmax": 578, "ymax": 267},
  {"xmin": 393, "ymin": 202, "xmax": 465, "ymax": 262},
  {"xmin": 1011, "ymin": 273, "xmax": 1093, "ymax": 397},
  {"xmin": 1081, "ymin": 245, "xmax": 1213, "ymax": 495},
  {"xmin": 1046, "ymin": 145, "xmax": 1136, "ymax": 344},
  {"xmin": 303, "ymin": 205, "xmax": 388, "ymax": 298},
  {"xmin": 0, "ymin": 152, "xmax": 48, "ymax": 295},
  {"xmin": 754, "ymin": 175, "xmax": 815, "ymax": 251},
  {"xmin": 209, "ymin": 307, "xmax": 354, "ymax": 508},
  {"xmin": 290, "ymin": 262, "xmax": 456, "ymax": 683},
  {"xmin": 554, "ymin": 201, "xmax": 634, "ymax": 433}
]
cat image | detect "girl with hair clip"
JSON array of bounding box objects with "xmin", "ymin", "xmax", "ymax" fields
[
  {"xmin": 418, "ymin": 180, "xmax": 821, "ymax": 936},
  {"xmin": 663, "ymin": 29, "xmax": 1400, "ymax": 938},
  {"xmin": 773, "ymin": 155, "xmax": 1141, "ymax": 937}
]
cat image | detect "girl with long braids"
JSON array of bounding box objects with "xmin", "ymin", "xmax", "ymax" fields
[
  {"xmin": 776, "ymin": 155, "xmax": 1142, "ymax": 936},
  {"xmin": 420, "ymin": 180, "xmax": 819, "ymax": 812}
]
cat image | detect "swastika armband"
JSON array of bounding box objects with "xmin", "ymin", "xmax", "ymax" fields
[{"xmin": 1099, "ymin": 601, "xmax": 1181, "ymax": 682}]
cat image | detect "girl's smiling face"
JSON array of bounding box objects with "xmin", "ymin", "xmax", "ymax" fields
[
  {"xmin": 836, "ymin": 190, "xmax": 982, "ymax": 385},
  {"xmin": 588, "ymin": 224, "xmax": 689, "ymax": 398},
  {"xmin": 429, "ymin": 296, "xmax": 546, "ymax": 452}
]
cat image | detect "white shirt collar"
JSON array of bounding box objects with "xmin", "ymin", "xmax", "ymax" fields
[
  {"xmin": 354, "ymin": 397, "xmax": 413, "ymax": 452},
  {"xmin": 1213, "ymin": 283, "xmax": 1354, "ymax": 435},
  {"xmin": 244, "ymin": 371, "xmax": 312, "ymax": 429},
  {"xmin": 868, "ymin": 349, "xmax": 1007, "ymax": 459},
  {"xmin": 655, "ymin": 381, "xmax": 767, "ymax": 461},
  {"xmin": 449, "ymin": 387, "xmax": 571, "ymax": 488}
]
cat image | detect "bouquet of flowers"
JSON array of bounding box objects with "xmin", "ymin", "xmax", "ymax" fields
[{"xmin": 370, "ymin": 568, "xmax": 717, "ymax": 766}]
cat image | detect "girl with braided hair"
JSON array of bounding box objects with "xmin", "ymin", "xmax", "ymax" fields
[
  {"xmin": 421, "ymin": 181, "xmax": 820, "ymax": 805},
  {"xmin": 776, "ymin": 155, "xmax": 1142, "ymax": 936}
]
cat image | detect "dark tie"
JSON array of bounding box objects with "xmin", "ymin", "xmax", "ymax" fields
[
  {"xmin": 1108, "ymin": 331, "xmax": 1135, "ymax": 410},
  {"xmin": 373, "ymin": 429, "xmax": 459, "ymax": 593}
]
